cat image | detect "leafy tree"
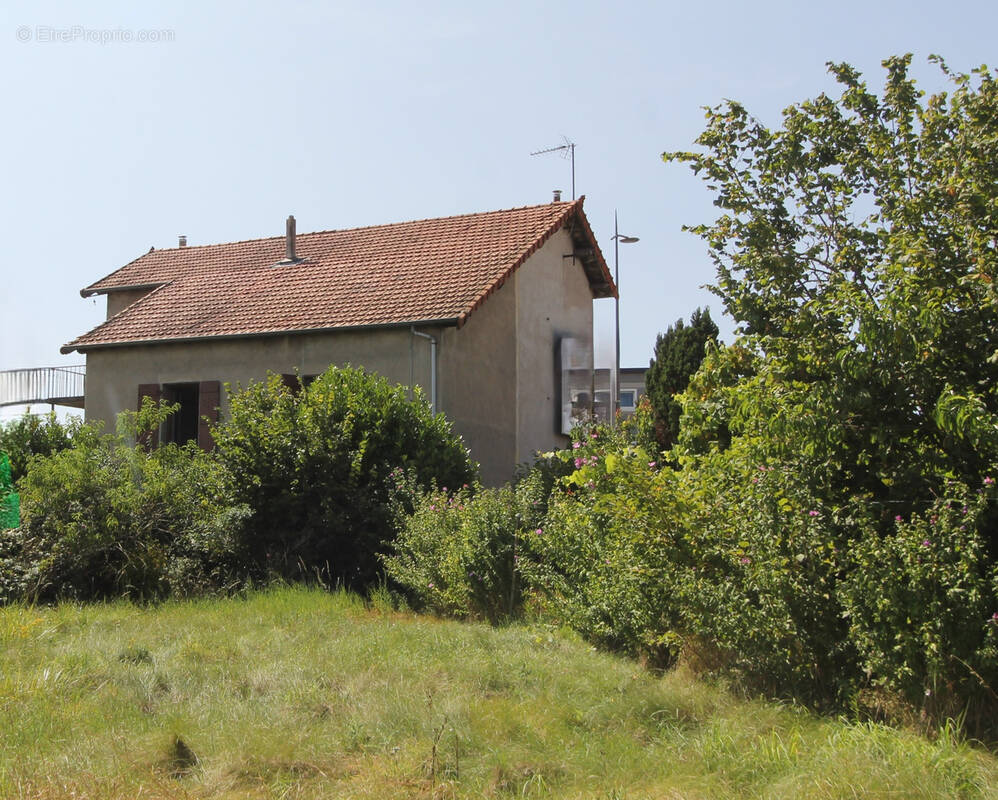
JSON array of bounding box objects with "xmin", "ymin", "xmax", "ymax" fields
[
  {"xmin": 649, "ymin": 55, "xmax": 998, "ymax": 720},
  {"xmin": 645, "ymin": 307, "xmax": 718, "ymax": 449},
  {"xmin": 665, "ymin": 54, "xmax": 998, "ymax": 524},
  {"xmin": 211, "ymin": 366, "xmax": 477, "ymax": 588}
]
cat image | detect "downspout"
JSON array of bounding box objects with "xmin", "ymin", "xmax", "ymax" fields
[{"xmin": 410, "ymin": 326, "xmax": 437, "ymax": 414}]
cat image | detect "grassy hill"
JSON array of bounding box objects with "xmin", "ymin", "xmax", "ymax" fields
[{"xmin": 2, "ymin": 587, "xmax": 997, "ymax": 799}]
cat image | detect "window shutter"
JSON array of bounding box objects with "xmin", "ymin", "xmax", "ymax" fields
[
  {"xmin": 198, "ymin": 380, "xmax": 221, "ymax": 452},
  {"xmin": 137, "ymin": 383, "xmax": 161, "ymax": 448}
]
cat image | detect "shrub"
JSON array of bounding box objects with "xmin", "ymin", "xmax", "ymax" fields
[
  {"xmin": 383, "ymin": 483, "xmax": 524, "ymax": 622},
  {"xmin": 839, "ymin": 480, "xmax": 998, "ymax": 727},
  {"xmin": 212, "ymin": 366, "xmax": 476, "ymax": 588},
  {"xmin": 1, "ymin": 401, "xmax": 244, "ymax": 603},
  {"xmin": 0, "ymin": 411, "xmax": 80, "ymax": 484},
  {"xmin": 524, "ymin": 403, "xmax": 863, "ymax": 700},
  {"xmin": 666, "ymin": 448, "xmax": 863, "ymax": 704},
  {"xmin": 521, "ymin": 411, "xmax": 683, "ymax": 663}
]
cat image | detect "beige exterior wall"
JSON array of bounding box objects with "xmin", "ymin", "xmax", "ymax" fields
[
  {"xmin": 106, "ymin": 288, "xmax": 156, "ymax": 319},
  {"xmin": 438, "ymin": 270, "xmax": 517, "ymax": 486},
  {"xmin": 439, "ymin": 228, "xmax": 594, "ymax": 483},
  {"xmin": 84, "ymin": 327, "xmax": 434, "ymax": 433},
  {"xmin": 83, "ymin": 226, "xmax": 596, "ymax": 486},
  {"xmin": 515, "ymin": 228, "xmax": 594, "ymax": 462}
]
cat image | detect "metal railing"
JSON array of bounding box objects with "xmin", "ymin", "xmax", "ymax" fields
[{"xmin": 0, "ymin": 366, "xmax": 86, "ymax": 409}]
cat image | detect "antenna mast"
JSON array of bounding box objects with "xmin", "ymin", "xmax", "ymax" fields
[{"xmin": 530, "ymin": 137, "xmax": 576, "ymax": 199}]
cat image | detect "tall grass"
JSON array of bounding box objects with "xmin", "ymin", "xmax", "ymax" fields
[{"xmin": 2, "ymin": 586, "xmax": 997, "ymax": 798}]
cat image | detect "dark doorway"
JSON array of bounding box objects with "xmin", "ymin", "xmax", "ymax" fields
[{"xmin": 162, "ymin": 383, "xmax": 199, "ymax": 444}]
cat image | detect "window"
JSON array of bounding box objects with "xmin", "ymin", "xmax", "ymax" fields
[
  {"xmin": 620, "ymin": 390, "xmax": 636, "ymax": 410},
  {"xmin": 137, "ymin": 380, "xmax": 220, "ymax": 451},
  {"xmin": 560, "ymin": 338, "xmax": 594, "ymax": 434}
]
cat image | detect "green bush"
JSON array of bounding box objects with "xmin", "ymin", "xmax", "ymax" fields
[
  {"xmin": 0, "ymin": 411, "xmax": 80, "ymax": 484},
  {"xmin": 1, "ymin": 402, "xmax": 243, "ymax": 603},
  {"xmin": 521, "ymin": 401, "xmax": 856, "ymax": 701},
  {"xmin": 383, "ymin": 483, "xmax": 524, "ymax": 622},
  {"xmin": 212, "ymin": 366, "xmax": 476, "ymax": 588},
  {"xmin": 522, "ymin": 410, "xmax": 683, "ymax": 663},
  {"xmin": 667, "ymin": 448, "xmax": 863, "ymax": 704},
  {"xmin": 840, "ymin": 481, "xmax": 998, "ymax": 726}
]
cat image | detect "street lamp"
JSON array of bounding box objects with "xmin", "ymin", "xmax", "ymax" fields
[{"xmin": 612, "ymin": 211, "xmax": 639, "ymax": 427}]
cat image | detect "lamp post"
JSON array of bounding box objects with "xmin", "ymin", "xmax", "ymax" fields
[{"xmin": 612, "ymin": 211, "xmax": 639, "ymax": 427}]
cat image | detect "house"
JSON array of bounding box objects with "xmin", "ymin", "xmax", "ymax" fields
[
  {"xmin": 618, "ymin": 367, "xmax": 648, "ymax": 418},
  {"xmin": 61, "ymin": 197, "xmax": 615, "ymax": 485}
]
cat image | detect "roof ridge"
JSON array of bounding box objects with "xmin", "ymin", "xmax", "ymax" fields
[{"xmin": 148, "ymin": 199, "xmax": 582, "ymax": 253}]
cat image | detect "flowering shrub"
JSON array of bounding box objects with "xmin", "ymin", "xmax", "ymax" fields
[
  {"xmin": 840, "ymin": 481, "xmax": 998, "ymax": 724},
  {"xmin": 665, "ymin": 448, "xmax": 863, "ymax": 703},
  {"xmin": 528, "ymin": 401, "xmax": 998, "ymax": 720},
  {"xmin": 521, "ymin": 410, "xmax": 683, "ymax": 663}
]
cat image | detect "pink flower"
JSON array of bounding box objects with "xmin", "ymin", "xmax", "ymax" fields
[
  {"xmin": 429, "ymin": 505, "xmax": 436, "ymax": 511},
  {"xmin": 922, "ymin": 539, "xmax": 931, "ymax": 547},
  {"xmin": 648, "ymin": 461, "xmax": 657, "ymax": 468},
  {"xmin": 895, "ymin": 515, "xmax": 903, "ymax": 523},
  {"xmin": 428, "ymin": 582, "xmax": 435, "ymax": 588},
  {"xmin": 572, "ymin": 442, "xmax": 582, "ymax": 450},
  {"xmin": 809, "ymin": 510, "xmax": 819, "ymax": 517},
  {"xmin": 739, "ymin": 557, "xmax": 751, "ymax": 565},
  {"xmin": 535, "ymin": 528, "xmax": 543, "ymax": 535},
  {"xmin": 986, "ymin": 477, "xmax": 995, "ymax": 486},
  {"xmin": 574, "ymin": 458, "xmax": 584, "ymax": 469}
]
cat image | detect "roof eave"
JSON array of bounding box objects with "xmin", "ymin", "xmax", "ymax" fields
[
  {"xmin": 80, "ymin": 282, "xmax": 165, "ymax": 299},
  {"xmin": 61, "ymin": 317, "xmax": 462, "ymax": 355}
]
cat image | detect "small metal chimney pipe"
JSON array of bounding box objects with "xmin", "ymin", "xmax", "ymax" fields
[
  {"xmin": 553, "ymin": 189, "xmax": 562, "ymax": 202},
  {"xmin": 286, "ymin": 215, "xmax": 297, "ymax": 262},
  {"xmin": 178, "ymin": 235, "xmax": 187, "ymax": 248}
]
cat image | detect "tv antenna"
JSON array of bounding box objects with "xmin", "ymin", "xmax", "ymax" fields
[{"xmin": 530, "ymin": 137, "xmax": 576, "ymax": 200}]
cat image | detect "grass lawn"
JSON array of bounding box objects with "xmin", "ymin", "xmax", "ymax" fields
[{"xmin": 1, "ymin": 586, "xmax": 997, "ymax": 799}]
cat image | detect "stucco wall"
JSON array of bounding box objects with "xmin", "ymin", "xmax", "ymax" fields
[
  {"xmin": 515, "ymin": 228, "xmax": 594, "ymax": 461},
  {"xmin": 440, "ymin": 227, "xmax": 594, "ymax": 483},
  {"xmin": 438, "ymin": 271, "xmax": 517, "ymax": 487},
  {"xmin": 106, "ymin": 288, "xmax": 156, "ymax": 319},
  {"xmin": 84, "ymin": 327, "xmax": 435, "ymax": 432}
]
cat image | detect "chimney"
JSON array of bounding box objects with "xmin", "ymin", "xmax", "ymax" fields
[
  {"xmin": 178, "ymin": 235, "xmax": 187, "ymax": 248},
  {"xmin": 553, "ymin": 189, "xmax": 562, "ymax": 202},
  {"xmin": 286, "ymin": 215, "xmax": 297, "ymax": 262}
]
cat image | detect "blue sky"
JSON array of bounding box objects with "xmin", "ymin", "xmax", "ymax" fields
[{"xmin": 2, "ymin": 0, "xmax": 995, "ymax": 417}]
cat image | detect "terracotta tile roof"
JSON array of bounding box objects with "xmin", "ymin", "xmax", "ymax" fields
[{"xmin": 62, "ymin": 197, "xmax": 613, "ymax": 353}]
